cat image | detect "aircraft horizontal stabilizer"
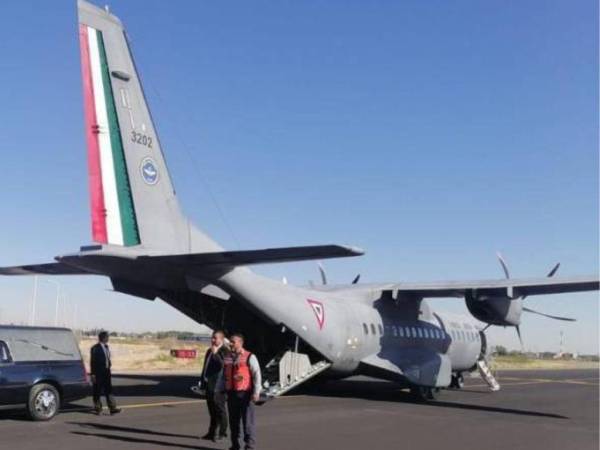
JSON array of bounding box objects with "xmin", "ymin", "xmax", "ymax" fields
[
  {"xmin": 140, "ymin": 245, "xmax": 364, "ymax": 267},
  {"xmin": 0, "ymin": 262, "xmax": 89, "ymax": 276}
]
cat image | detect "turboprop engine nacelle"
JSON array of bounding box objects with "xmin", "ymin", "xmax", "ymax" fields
[{"xmin": 465, "ymin": 291, "xmax": 522, "ymax": 326}]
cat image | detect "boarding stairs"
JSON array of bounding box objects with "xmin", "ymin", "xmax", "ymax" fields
[
  {"xmin": 262, "ymin": 350, "xmax": 331, "ymax": 400},
  {"xmin": 476, "ymin": 358, "xmax": 500, "ymax": 391}
]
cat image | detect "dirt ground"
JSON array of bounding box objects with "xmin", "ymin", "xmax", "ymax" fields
[
  {"xmin": 492, "ymin": 356, "xmax": 599, "ymax": 371},
  {"xmin": 78, "ymin": 337, "xmax": 208, "ymax": 372}
]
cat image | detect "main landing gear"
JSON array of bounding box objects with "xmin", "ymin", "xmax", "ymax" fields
[
  {"xmin": 449, "ymin": 373, "xmax": 465, "ymax": 389},
  {"xmin": 409, "ymin": 385, "xmax": 440, "ymax": 402}
]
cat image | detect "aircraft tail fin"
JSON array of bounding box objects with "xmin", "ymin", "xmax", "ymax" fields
[{"xmin": 77, "ymin": 0, "xmax": 219, "ymax": 253}]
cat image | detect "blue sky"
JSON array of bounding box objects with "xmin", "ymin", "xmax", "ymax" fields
[{"xmin": 0, "ymin": 1, "xmax": 597, "ymax": 353}]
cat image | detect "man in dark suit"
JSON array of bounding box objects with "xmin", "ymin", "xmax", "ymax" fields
[
  {"xmin": 90, "ymin": 331, "xmax": 121, "ymax": 415},
  {"xmin": 200, "ymin": 330, "xmax": 228, "ymax": 442}
]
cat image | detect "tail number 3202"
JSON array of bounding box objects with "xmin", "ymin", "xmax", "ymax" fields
[{"xmin": 131, "ymin": 131, "xmax": 153, "ymax": 148}]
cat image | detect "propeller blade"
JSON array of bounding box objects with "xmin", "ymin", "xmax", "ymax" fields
[
  {"xmin": 523, "ymin": 261, "xmax": 561, "ymax": 300},
  {"xmin": 496, "ymin": 252, "xmax": 510, "ymax": 279},
  {"xmin": 318, "ymin": 262, "xmax": 327, "ymax": 285},
  {"xmin": 523, "ymin": 306, "xmax": 575, "ymax": 322},
  {"xmin": 352, "ymin": 274, "xmax": 361, "ymax": 284},
  {"xmin": 547, "ymin": 262, "xmax": 560, "ymax": 278},
  {"xmin": 515, "ymin": 325, "xmax": 523, "ymax": 349}
]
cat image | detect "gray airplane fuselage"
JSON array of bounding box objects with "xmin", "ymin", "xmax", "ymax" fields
[{"xmin": 218, "ymin": 268, "xmax": 483, "ymax": 379}]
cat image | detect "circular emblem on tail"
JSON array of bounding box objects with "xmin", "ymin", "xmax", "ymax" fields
[{"xmin": 140, "ymin": 157, "xmax": 159, "ymax": 185}]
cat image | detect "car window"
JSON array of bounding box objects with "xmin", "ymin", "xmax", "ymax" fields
[{"xmin": 0, "ymin": 341, "xmax": 12, "ymax": 363}]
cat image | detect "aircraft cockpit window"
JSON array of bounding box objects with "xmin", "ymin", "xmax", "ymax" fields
[
  {"xmin": 363, "ymin": 323, "xmax": 369, "ymax": 335},
  {"xmin": 398, "ymin": 327, "xmax": 404, "ymax": 337},
  {"xmin": 411, "ymin": 327, "xmax": 417, "ymax": 338},
  {"xmin": 378, "ymin": 324, "xmax": 383, "ymax": 335},
  {"xmin": 370, "ymin": 324, "xmax": 376, "ymax": 335}
]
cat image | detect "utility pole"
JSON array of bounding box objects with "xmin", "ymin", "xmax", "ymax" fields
[
  {"xmin": 72, "ymin": 301, "xmax": 78, "ymax": 331},
  {"xmin": 30, "ymin": 276, "xmax": 39, "ymax": 326},
  {"xmin": 45, "ymin": 280, "xmax": 61, "ymax": 327},
  {"xmin": 62, "ymin": 294, "xmax": 68, "ymax": 327},
  {"xmin": 559, "ymin": 330, "xmax": 564, "ymax": 355}
]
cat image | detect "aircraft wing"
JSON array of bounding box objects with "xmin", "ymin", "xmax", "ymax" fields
[
  {"xmin": 360, "ymin": 276, "xmax": 599, "ymax": 298},
  {"xmin": 0, "ymin": 262, "xmax": 89, "ymax": 275},
  {"xmin": 140, "ymin": 245, "xmax": 364, "ymax": 267}
]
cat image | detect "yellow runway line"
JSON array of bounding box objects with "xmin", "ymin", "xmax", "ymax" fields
[
  {"xmin": 103, "ymin": 394, "xmax": 304, "ymax": 411},
  {"xmin": 121, "ymin": 399, "xmax": 206, "ymax": 409},
  {"xmin": 468, "ymin": 378, "xmax": 598, "ymax": 389}
]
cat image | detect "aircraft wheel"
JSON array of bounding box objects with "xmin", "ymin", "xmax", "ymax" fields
[
  {"xmin": 450, "ymin": 373, "xmax": 465, "ymax": 389},
  {"xmin": 410, "ymin": 386, "xmax": 439, "ymax": 402}
]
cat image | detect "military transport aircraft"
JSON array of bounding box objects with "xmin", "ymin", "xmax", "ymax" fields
[{"xmin": 1, "ymin": 0, "xmax": 598, "ymax": 400}]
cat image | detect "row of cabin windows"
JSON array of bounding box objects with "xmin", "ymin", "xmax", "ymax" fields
[
  {"xmin": 361, "ymin": 323, "xmax": 480, "ymax": 343},
  {"xmin": 450, "ymin": 329, "xmax": 480, "ymax": 343},
  {"xmin": 362, "ymin": 323, "xmax": 384, "ymax": 336},
  {"xmin": 391, "ymin": 325, "xmax": 444, "ymax": 339}
]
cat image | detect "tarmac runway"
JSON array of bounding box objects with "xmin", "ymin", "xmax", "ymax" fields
[{"xmin": 0, "ymin": 369, "xmax": 597, "ymax": 450}]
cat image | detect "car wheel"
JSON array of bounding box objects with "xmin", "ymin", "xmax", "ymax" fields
[{"xmin": 28, "ymin": 383, "xmax": 60, "ymax": 421}]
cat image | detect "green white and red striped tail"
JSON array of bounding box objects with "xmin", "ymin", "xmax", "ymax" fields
[
  {"xmin": 77, "ymin": 1, "xmax": 220, "ymax": 254},
  {"xmin": 79, "ymin": 24, "xmax": 139, "ymax": 246}
]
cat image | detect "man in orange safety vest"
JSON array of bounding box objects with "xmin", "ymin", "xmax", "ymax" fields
[{"xmin": 220, "ymin": 333, "xmax": 261, "ymax": 450}]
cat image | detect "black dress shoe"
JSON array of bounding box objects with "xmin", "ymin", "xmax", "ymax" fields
[
  {"xmin": 215, "ymin": 434, "xmax": 227, "ymax": 442},
  {"xmin": 109, "ymin": 408, "xmax": 122, "ymax": 415},
  {"xmin": 201, "ymin": 432, "xmax": 215, "ymax": 440}
]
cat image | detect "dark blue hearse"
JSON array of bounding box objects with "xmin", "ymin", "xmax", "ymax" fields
[{"xmin": 0, "ymin": 326, "xmax": 90, "ymax": 420}]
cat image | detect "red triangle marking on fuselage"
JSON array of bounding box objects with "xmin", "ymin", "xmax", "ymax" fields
[{"xmin": 307, "ymin": 299, "xmax": 325, "ymax": 330}]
